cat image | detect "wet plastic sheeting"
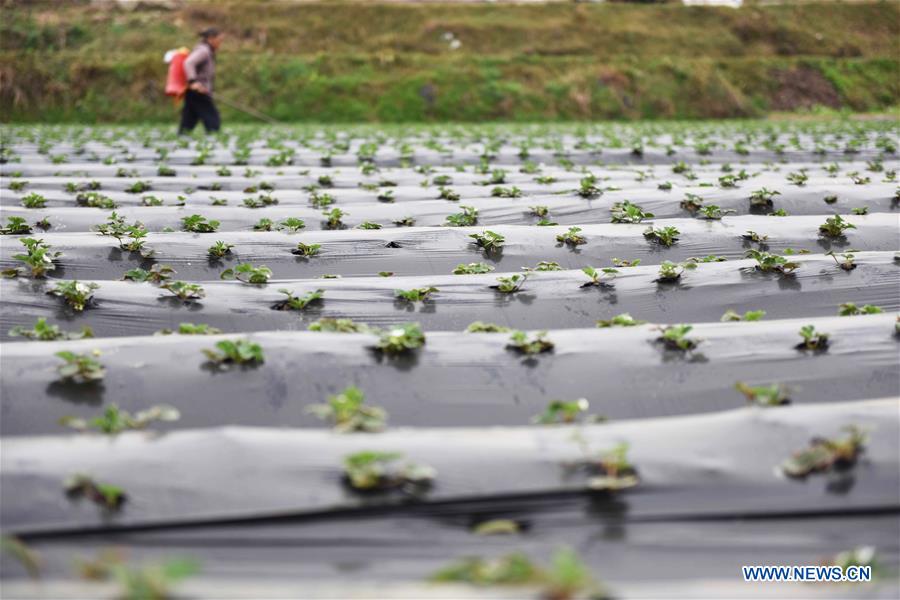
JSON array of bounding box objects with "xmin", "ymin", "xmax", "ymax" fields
[
  {"xmin": 2, "ymin": 315, "xmax": 898, "ymax": 434},
  {"xmin": 2, "ymin": 399, "xmax": 897, "ymax": 535}
]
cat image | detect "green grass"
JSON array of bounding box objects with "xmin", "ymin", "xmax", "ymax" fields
[{"xmin": 1, "ymin": 1, "xmax": 898, "ymax": 122}]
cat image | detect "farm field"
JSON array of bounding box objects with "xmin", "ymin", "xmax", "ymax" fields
[{"xmin": 1, "ymin": 120, "xmax": 899, "ymax": 598}]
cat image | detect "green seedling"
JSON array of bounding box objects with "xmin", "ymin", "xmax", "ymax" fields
[
  {"xmin": 612, "ymin": 257, "xmax": 641, "ymax": 268},
  {"xmin": 203, "ymin": 339, "xmax": 264, "ymax": 366},
  {"xmin": 393, "ymin": 216, "xmax": 416, "ymax": 227},
  {"xmin": 374, "ymin": 323, "xmax": 425, "ymax": 354},
  {"xmin": 610, "ymin": 200, "xmax": 653, "ymax": 224},
  {"xmin": 358, "ymin": 221, "xmax": 383, "ymax": 230},
  {"xmin": 292, "ymin": 242, "xmax": 321, "ymax": 257},
  {"xmin": 142, "ymin": 195, "xmax": 164, "ymax": 206},
  {"xmin": 656, "ymin": 324, "xmax": 700, "ymax": 352},
  {"xmin": 61, "ymin": 403, "xmax": 180, "ymax": 434},
  {"xmin": 786, "ymin": 170, "xmax": 808, "ymax": 186},
  {"xmin": 123, "ymin": 264, "xmax": 174, "ymax": 284},
  {"xmin": 1, "ymin": 216, "xmax": 32, "ymax": 234},
  {"xmin": 533, "ymin": 398, "xmax": 590, "ymax": 425},
  {"xmin": 577, "ymin": 174, "xmax": 602, "ymax": 198},
  {"xmin": 491, "ymin": 186, "xmax": 522, "ymax": 198},
  {"xmin": 720, "ymin": 309, "xmax": 766, "ymax": 322},
  {"xmin": 181, "ymin": 214, "xmax": 220, "ymax": 233},
  {"xmin": 643, "ymin": 225, "xmax": 679, "ymax": 247},
  {"xmin": 838, "ymin": 302, "xmax": 883, "ymax": 316},
  {"xmin": 851, "ymin": 206, "xmax": 869, "ymax": 216},
  {"xmin": 343, "ymin": 451, "xmax": 435, "ymax": 492},
  {"xmin": 160, "ymin": 280, "xmax": 205, "ymax": 302},
  {"xmin": 749, "ymin": 187, "xmax": 781, "ymax": 208},
  {"xmin": 253, "ymin": 218, "xmax": 274, "ymax": 231},
  {"xmin": 570, "ymin": 439, "xmax": 640, "ymax": 492},
  {"xmin": 379, "ymin": 271, "xmax": 394, "ymax": 277},
  {"xmin": 687, "ymin": 254, "xmax": 726, "ymax": 263},
  {"xmin": 470, "ymin": 230, "xmax": 505, "ymax": 251},
  {"xmin": 697, "ymin": 204, "xmax": 734, "ymax": 220},
  {"xmin": 797, "ymin": 324, "xmax": 830, "ymax": 351},
  {"xmin": 125, "ymin": 180, "xmax": 151, "ymax": 194},
  {"xmin": 532, "ymin": 261, "xmax": 561, "ymax": 271},
  {"xmin": 466, "ymin": 321, "xmax": 511, "ymax": 333},
  {"xmin": 76, "ymin": 192, "xmax": 118, "ymax": 209},
  {"xmin": 581, "ymin": 266, "xmax": 618, "ymax": 286},
  {"xmin": 453, "ymin": 262, "xmax": 494, "ymax": 275},
  {"xmin": 307, "ymin": 385, "xmax": 387, "ymax": 433},
  {"xmin": 322, "ymin": 207, "xmax": 347, "ymax": 229},
  {"xmin": 395, "ymin": 287, "xmax": 438, "ymax": 302},
  {"xmin": 597, "ymin": 313, "xmax": 646, "ymax": 328},
  {"xmin": 9, "ymin": 317, "xmax": 93, "ymax": 341},
  {"xmin": 64, "ymin": 475, "xmax": 125, "ymax": 510},
  {"xmin": 208, "ymin": 241, "xmax": 234, "ymax": 258},
  {"xmin": 735, "ymin": 382, "xmax": 790, "ymax": 406},
  {"xmin": 818, "ymin": 215, "xmax": 855, "ymax": 238},
  {"xmin": 20, "ymin": 193, "xmax": 47, "ymax": 209},
  {"xmin": 5, "ymin": 237, "xmax": 60, "ymax": 278},
  {"xmin": 56, "ymin": 350, "xmax": 105, "ymax": 382},
  {"xmin": 47, "ymin": 280, "xmax": 99, "ymax": 311},
  {"xmin": 221, "ymin": 263, "xmax": 273, "ymax": 284},
  {"xmin": 156, "ymin": 322, "xmax": 222, "ymax": 335},
  {"xmin": 493, "ymin": 273, "xmax": 528, "ymax": 294},
  {"xmin": 242, "ymin": 194, "xmax": 278, "ymax": 208},
  {"xmin": 430, "ymin": 552, "xmax": 541, "ymax": 586},
  {"xmin": 745, "ymin": 249, "xmax": 800, "ymax": 274},
  {"xmin": 742, "ymin": 230, "xmax": 769, "ymax": 244},
  {"xmin": 274, "ymin": 288, "xmax": 324, "ymax": 310},
  {"xmin": 680, "ymin": 193, "xmax": 703, "ymax": 213},
  {"xmin": 76, "ymin": 552, "xmax": 198, "ymax": 600},
  {"xmin": 308, "ymin": 318, "xmax": 371, "ymax": 333},
  {"xmin": 529, "ymin": 205, "xmax": 549, "ymax": 217},
  {"xmin": 438, "ymin": 186, "xmax": 460, "ymax": 201},
  {"xmin": 471, "ymin": 519, "xmax": 522, "ymax": 536},
  {"xmin": 655, "ymin": 260, "xmax": 696, "ymax": 282},
  {"xmin": 377, "ymin": 190, "xmax": 395, "ymax": 203},
  {"xmin": 446, "ymin": 205, "xmax": 478, "ymax": 226},
  {"xmin": 826, "ymin": 250, "xmax": 857, "ymax": 271},
  {"xmin": 309, "ymin": 191, "xmax": 335, "ymax": 208},
  {"xmin": 556, "ymin": 226, "xmax": 586, "ymax": 246},
  {"xmin": 781, "ymin": 426, "xmax": 867, "ymax": 478},
  {"xmin": 507, "ymin": 330, "xmax": 554, "ymax": 355}
]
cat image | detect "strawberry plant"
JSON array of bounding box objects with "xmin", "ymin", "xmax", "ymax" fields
[
  {"xmin": 61, "ymin": 403, "xmax": 180, "ymax": 434},
  {"xmin": 749, "ymin": 187, "xmax": 780, "ymax": 208},
  {"xmin": 342, "ymin": 451, "xmax": 435, "ymax": 493},
  {"xmin": 680, "ymin": 193, "xmax": 703, "ymax": 213},
  {"xmin": 556, "ymin": 226, "xmax": 586, "ymax": 246},
  {"xmin": 20, "ymin": 193, "xmax": 46, "ymax": 209},
  {"xmin": 838, "ymin": 302, "xmax": 882, "ymax": 316},
  {"xmin": 797, "ymin": 324, "xmax": 829, "ymax": 351},
  {"xmin": 612, "ymin": 257, "xmax": 641, "ymax": 268},
  {"xmin": 735, "ymin": 382, "xmax": 790, "ymax": 406},
  {"xmin": 75, "ymin": 552, "xmax": 198, "ymax": 600},
  {"xmin": 9, "ymin": 317, "xmax": 93, "ymax": 341},
  {"xmin": 274, "ymin": 288, "xmax": 324, "ymax": 310},
  {"xmin": 610, "ymin": 200, "xmax": 653, "ymax": 224},
  {"xmin": 358, "ymin": 221, "xmax": 383, "ymax": 230},
  {"xmin": 446, "ymin": 205, "xmax": 478, "ymax": 226},
  {"xmin": 452, "ymin": 262, "xmax": 494, "ymax": 275},
  {"xmin": 466, "ymin": 321, "xmax": 511, "ymax": 333},
  {"xmin": 393, "ymin": 216, "xmax": 415, "ymax": 227},
  {"xmin": 786, "ymin": 170, "xmax": 808, "ymax": 186},
  {"xmin": 696, "ymin": 204, "xmax": 734, "ymax": 220},
  {"xmin": 569, "ymin": 439, "xmax": 639, "ymax": 492},
  {"xmin": 395, "ymin": 287, "xmax": 438, "ymax": 302},
  {"xmin": 4, "ymin": 237, "xmax": 60, "ymax": 278},
  {"xmin": 533, "ymin": 398, "xmax": 589, "ymax": 424},
  {"xmin": 656, "ymin": 324, "xmax": 700, "ymax": 351},
  {"xmin": 203, "ymin": 339, "xmax": 264, "ymax": 366},
  {"xmin": 529, "ymin": 205, "xmax": 549, "ymax": 218},
  {"xmin": 597, "ymin": 313, "xmax": 645, "ymax": 328},
  {"xmin": 375, "ymin": 323, "xmax": 426, "ymax": 354},
  {"xmin": 157, "ymin": 322, "xmax": 222, "ymax": 335},
  {"xmin": 818, "ymin": 215, "xmax": 855, "ymax": 238},
  {"xmin": 1, "ymin": 216, "xmax": 32, "ymax": 234},
  {"xmin": 577, "ymin": 174, "xmax": 602, "ymax": 198},
  {"xmin": 781, "ymin": 426, "xmax": 867, "ymax": 478},
  {"xmin": 64, "ymin": 475, "xmax": 125, "ymax": 510},
  {"xmin": 292, "ymin": 242, "xmax": 321, "ymax": 257},
  {"xmin": 221, "ymin": 263, "xmax": 272, "ymax": 284},
  {"xmin": 123, "ymin": 264, "xmax": 174, "ymax": 284},
  {"xmin": 720, "ymin": 309, "xmax": 766, "ymax": 322},
  {"xmin": 491, "ymin": 186, "xmax": 522, "ymax": 198},
  {"xmin": 307, "ymin": 385, "xmax": 386, "ymax": 433},
  {"xmin": 438, "ymin": 187, "xmax": 460, "ymax": 201},
  {"xmin": 532, "ymin": 261, "xmax": 562, "ymax": 271},
  {"xmin": 745, "ymin": 249, "xmax": 799, "ymax": 274},
  {"xmin": 76, "ymin": 192, "xmax": 117, "ymax": 209},
  {"xmin": 492, "ymin": 273, "xmax": 528, "ymax": 294},
  {"xmin": 643, "ymin": 226, "xmax": 679, "ymax": 247},
  {"xmin": 181, "ymin": 214, "xmax": 220, "ymax": 233},
  {"xmin": 826, "ymin": 250, "xmax": 857, "ymax": 271},
  {"xmin": 322, "ymin": 207, "xmax": 347, "ymax": 230},
  {"xmin": 469, "ymin": 230, "xmax": 505, "ymax": 252},
  {"xmin": 655, "ymin": 260, "xmax": 696, "ymax": 282},
  {"xmin": 581, "ymin": 266, "xmax": 618, "ymax": 286},
  {"xmin": 308, "ymin": 318, "xmax": 371, "ymax": 333},
  {"xmin": 507, "ymin": 330, "xmax": 554, "ymax": 355},
  {"xmin": 160, "ymin": 280, "xmax": 205, "ymax": 302},
  {"xmin": 56, "ymin": 350, "xmax": 105, "ymax": 383},
  {"xmin": 47, "ymin": 280, "xmax": 99, "ymax": 311},
  {"xmin": 742, "ymin": 230, "xmax": 769, "ymax": 244},
  {"xmin": 207, "ymin": 241, "xmax": 234, "ymax": 258},
  {"xmin": 253, "ymin": 218, "xmax": 274, "ymax": 231}
]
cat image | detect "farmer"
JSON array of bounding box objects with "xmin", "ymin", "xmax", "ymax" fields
[{"xmin": 179, "ymin": 28, "xmax": 224, "ymax": 134}]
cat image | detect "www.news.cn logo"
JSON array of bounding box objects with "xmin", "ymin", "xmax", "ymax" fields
[{"xmin": 742, "ymin": 565, "xmax": 872, "ymax": 582}]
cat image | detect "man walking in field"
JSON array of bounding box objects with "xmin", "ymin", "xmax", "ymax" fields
[{"xmin": 179, "ymin": 28, "xmax": 224, "ymax": 134}]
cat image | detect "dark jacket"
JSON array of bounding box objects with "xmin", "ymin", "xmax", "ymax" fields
[{"xmin": 183, "ymin": 42, "xmax": 216, "ymax": 94}]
